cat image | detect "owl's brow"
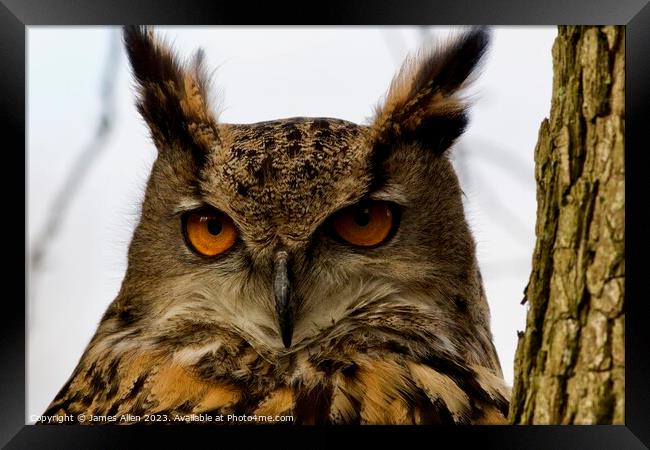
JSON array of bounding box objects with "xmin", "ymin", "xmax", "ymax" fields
[
  {"xmin": 172, "ymin": 198, "xmax": 205, "ymax": 214},
  {"xmin": 367, "ymin": 182, "xmax": 410, "ymax": 206}
]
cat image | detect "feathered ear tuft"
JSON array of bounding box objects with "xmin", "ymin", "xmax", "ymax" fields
[
  {"xmin": 123, "ymin": 26, "xmax": 219, "ymax": 163},
  {"xmin": 371, "ymin": 26, "xmax": 491, "ymax": 155}
]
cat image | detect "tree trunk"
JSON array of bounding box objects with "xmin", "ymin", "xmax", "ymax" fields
[{"xmin": 509, "ymin": 26, "xmax": 625, "ymax": 424}]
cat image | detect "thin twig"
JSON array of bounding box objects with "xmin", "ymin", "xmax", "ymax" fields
[
  {"xmin": 30, "ymin": 29, "xmax": 121, "ymax": 270},
  {"xmin": 460, "ymin": 138, "xmax": 536, "ymax": 189},
  {"xmin": 380, "ymin": 29, "xmax": 408, "ymax": 67}
]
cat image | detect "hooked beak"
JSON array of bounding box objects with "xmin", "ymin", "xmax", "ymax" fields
[{"xmin": 273, "ymin": 250, "xmax": 293, "ymax": 348}]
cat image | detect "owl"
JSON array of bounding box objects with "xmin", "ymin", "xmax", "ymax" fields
[{"xmin": 43, "ymin": 25, "xmax": 509, "ymax": 425}]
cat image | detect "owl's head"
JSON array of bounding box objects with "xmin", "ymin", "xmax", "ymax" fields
[{"xmin": 115, "ymin": 26, "xmax": 494, "ymax": 365}]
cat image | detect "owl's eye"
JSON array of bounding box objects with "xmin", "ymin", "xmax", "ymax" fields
[
  {"xmin": 331, "ymin": 201, "xmax": 396, "ymax": 247},
  {"xmin": 183, "ymin": 209, "xmax": 238, "ymax": 257}
]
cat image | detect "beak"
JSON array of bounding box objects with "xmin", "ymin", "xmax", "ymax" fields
[{"xmin": 273, "ymin": 250, "xmax": 293, "ymax": 348}]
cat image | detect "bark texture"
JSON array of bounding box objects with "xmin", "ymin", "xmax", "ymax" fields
[{"xmin": 509, "ymin": 26, "xmax": 625, "ymax": 424}]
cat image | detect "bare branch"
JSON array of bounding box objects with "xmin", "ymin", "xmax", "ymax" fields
[{"xmin": 30, "ymin": 29, "xmax": 121, "ymax": 270}]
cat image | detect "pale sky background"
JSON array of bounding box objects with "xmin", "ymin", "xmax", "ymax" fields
[{"xmin": 26, "ymin": 26, "xmax": 556, "ymax": 422}]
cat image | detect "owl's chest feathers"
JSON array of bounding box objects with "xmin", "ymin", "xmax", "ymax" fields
[{"xmin": 48, "ymin": 316, "xmax": 510, "ymax": 425}]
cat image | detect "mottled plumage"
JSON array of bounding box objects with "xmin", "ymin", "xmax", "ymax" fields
[{"xmin": 43, "ymin": 26, "xmax": 509, "ymax": 425}]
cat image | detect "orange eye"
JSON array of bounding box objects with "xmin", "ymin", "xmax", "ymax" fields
[
  {"xmin": 184, "ymin": 209, "xmax": 238, "ymax": 257},
  {"xmin": 332, "ymin": 202, "xmax": 396, "ymax": 247}
]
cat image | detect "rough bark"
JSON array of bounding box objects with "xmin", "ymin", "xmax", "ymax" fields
[{"xmin": 509, "ymin": 26, "xmax": 625, "ymax": 424}]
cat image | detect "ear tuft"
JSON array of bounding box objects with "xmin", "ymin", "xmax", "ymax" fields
[
  {"xmin": 123, "ymin": 26, "xmax": 219, "ymax": 163},
  {"xmin": 371, "ymin": 26, "xmax": 491, "ymax": 154},
  {"xmin": 123, "ymin": 26, "xmax": 179, "ymax": 87}
]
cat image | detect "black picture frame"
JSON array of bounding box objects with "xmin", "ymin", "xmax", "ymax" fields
[{"xmin": 3, "ymin": 0, "xmax": 648, "ymax": 448}]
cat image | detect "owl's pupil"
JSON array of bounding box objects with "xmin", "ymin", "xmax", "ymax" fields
[
  {"xmin": 353, "ymin": 208, "xmax": 371, "ymax": 227},
  {"xmin": 207, "ymin": 219, "xmax": 222, "ymax": 235}
]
